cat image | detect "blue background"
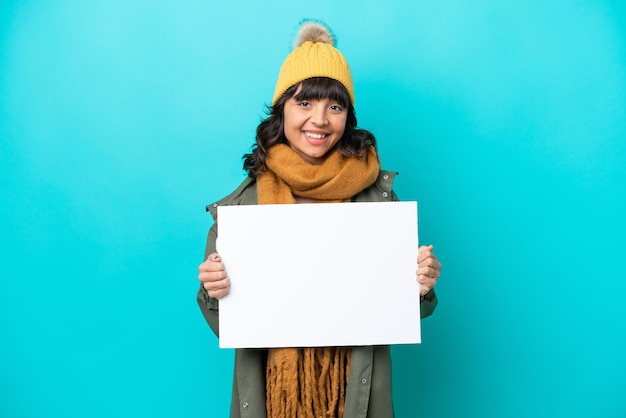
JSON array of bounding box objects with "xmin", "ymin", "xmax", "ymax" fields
[{"xmin": 1, "ymin": 1, "xmax": 625, "ymax": 417}]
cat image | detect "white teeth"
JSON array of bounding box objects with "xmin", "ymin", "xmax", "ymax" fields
[{"xmin": 305, "ymin": 132, "xmax": 327, "ymax": 139}]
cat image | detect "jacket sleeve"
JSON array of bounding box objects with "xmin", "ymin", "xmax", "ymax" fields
[
  {"xmin": 420, "ymin": 288, "xmax": 438, "ymax": 318},
  {"xmin": 197, "ymin": 222, "xmax": 221, "ymax": 337},
  {"xmin": 195, "ymin": 177, "xmax": 257, "ymax": 339}
]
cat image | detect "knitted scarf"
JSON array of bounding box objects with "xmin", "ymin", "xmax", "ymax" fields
[{"xmin": 258, "ymin": 143, "xmax": 380, "ymax": 418}]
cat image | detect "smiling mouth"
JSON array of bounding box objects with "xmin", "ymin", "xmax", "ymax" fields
[{"xmin": 304, "ymin": 131, "xmax": 328, "ymax": 139}]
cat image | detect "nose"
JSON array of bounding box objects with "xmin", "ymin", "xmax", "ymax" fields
[{"xmin": 310, "ymin": 103, "xmax": 329, "ymax": 126}]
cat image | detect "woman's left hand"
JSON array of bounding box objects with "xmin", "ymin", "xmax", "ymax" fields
[{"xmin": 417, "ymin": 244, "xmax": 442, "ymax": 296}]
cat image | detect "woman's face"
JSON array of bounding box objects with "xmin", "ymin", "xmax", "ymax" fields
[{"xmin": 282, "ymin": 87, "xmax": 347, "ymax": 164}]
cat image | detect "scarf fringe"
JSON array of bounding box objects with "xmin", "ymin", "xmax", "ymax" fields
[{"xmin": 266, "ymin": 347, "xmax": 351, "ymax": 418}]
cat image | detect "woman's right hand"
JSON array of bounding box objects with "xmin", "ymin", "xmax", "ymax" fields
[{"xmin": 198, "ymin": 253, "xmax": 230, "ymax": 299}]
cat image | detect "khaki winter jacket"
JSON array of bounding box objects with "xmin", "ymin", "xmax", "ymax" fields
[{"xmin": 197, "ymin": 171, "xmax": 438, "ymax": 418}]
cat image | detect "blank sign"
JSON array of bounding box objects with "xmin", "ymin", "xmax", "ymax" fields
[{"xmin": 216, "ymin": 201, "xmax": 421, "ymax": 348}]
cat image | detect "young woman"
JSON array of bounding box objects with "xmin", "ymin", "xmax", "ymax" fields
[{"xmin": 197, "ymin": 20, "xmax": 442, "ymax": 418}]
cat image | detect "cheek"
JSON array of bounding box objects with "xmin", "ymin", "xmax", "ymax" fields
[
  {"xmin": 282, "ymin": 114, "xmax": 298, "ymax": 138},
  {"xmin": 334, "ymin": 117, "xmax": 347, "ymax": 138},
  {"xmin": 284, "ymin": 112, "xmax": 304, "ymax": 132}
]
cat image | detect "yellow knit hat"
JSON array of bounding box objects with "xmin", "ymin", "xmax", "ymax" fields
[{"xmin": 272, "ymin": 21, "xmax": 354, "ymax": 105}]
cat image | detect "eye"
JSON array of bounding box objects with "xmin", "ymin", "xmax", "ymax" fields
[
  {"xmin": 330, "ymin": 104, "xmax": 344, "ymax": 112},
  {"xmin": 298, "ymin": 100, "xmax": 311, "ymax": 107}
]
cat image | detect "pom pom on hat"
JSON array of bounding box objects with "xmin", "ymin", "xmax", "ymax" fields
[
  {"xmin": 293, "ymin": 20, "xmax": 335, "ymax": 48},
  {"xmin": 272, "ymin": 20, "xmax": 354, "ymax": 105}
]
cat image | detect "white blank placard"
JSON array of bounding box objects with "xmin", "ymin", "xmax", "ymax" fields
[{"xmin": 216, "ymin": 201, "xmax": 420, "ymax": 348}]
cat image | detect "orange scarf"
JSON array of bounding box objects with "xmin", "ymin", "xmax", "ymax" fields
[
  {"xmin": 258, "ymin": 144, "xmax": 380, "ymax": 204},
  {"xmin": 257, "ymin": 144, "xmax": 380, "ymax": 418}
]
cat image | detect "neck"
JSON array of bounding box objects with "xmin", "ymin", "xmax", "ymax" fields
[{"xmin": 294, "ymin": 196, "xmax": 316, "ymax": 204}]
